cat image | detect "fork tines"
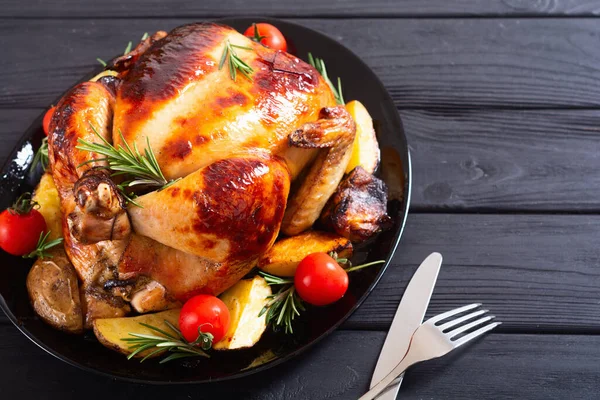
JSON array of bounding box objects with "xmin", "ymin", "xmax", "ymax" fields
[{"xmin": 432, "ymin": 303, "xmax": 501, "ymax": 346}]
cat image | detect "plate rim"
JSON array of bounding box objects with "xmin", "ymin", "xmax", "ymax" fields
[{"xmin": 0, "ymin": 16, "xmax": 412, "ymax": 384}]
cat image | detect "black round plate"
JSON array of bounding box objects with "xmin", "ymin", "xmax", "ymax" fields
[{"xmin": 0, "ymin": 17, "xmax": 411, "ymax": 384}]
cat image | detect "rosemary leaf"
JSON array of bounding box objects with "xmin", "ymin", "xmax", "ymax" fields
[
  {"xmin": 23, "ymin": 231, "xmax": 63, "ymax": 259},
  {"xmin": 307, "ymin": 52, "xmax": 345, "ymax": 105},
  {"xmin": 127, "ymin": 343, "xmax": 158, "ymax": 360},
  {"xmin": 76, "ymin": 123, "xmax": 176, "ymax": 207},
  {"xmin": 140, "ymin": 348, "xmax": 166, "ymax": 363},
  {"xmin": 122, "ymin": 320, "xmax": 211, "ymax": 364},
  {"xmin": 159, "ymin": 352, "xmax": 198, "ymax": 364},
  {"xmin": 219, "ymin": 40, "xmax": 254, "ymax": 81},
  {"xmin": 31, "ymin": 137, "xmax": 49, "ymax": 172},
  {"xmin": 139, "ymin": 322, "xmax": 177, "ymax": 340}
]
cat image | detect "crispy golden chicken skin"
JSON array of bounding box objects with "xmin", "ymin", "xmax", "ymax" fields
[{"xmin": 46, "ymin": 22, "xmax": 357, "ymax": 323}]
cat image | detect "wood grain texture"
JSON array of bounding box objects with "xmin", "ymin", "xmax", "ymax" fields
[
  {"xmin": 405, "ymin": 109, "xmax": 600, "ymax": 211},
  {"xmin": 4, "ymin": 19, "xmax": 600, "ymax": 108},
  {"xmin": 3, "ymin": 0, "xmax": 600, "ymax": 17},
  {"xmin": 0, "ymin": 324, "xmax": 598, "ymax": 399},
  {"xmin": 345, "ymin": 213, "xmax": 600, "ymax": 333}
]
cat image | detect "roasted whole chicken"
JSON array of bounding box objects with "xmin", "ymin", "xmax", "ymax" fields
[{"xmin": 44, "ymin": 22, "xmax": 388, "ymax": 328}]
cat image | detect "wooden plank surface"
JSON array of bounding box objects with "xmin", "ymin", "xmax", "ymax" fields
[
  {"xmin": 405, "ymin": 109, "xmax": 600, "ymax": 211},
  {"xmin": 5, "ymin": 19, "xmax": 600, "ymax": 109},
  {"xmin": 347, "ymin": 213, "xmax": 600, "ymax": 332},
  {"xmin": 4, "ymin": 108, "xmax": 600, "ymax": 212},
  {"xmin": 3, "ymin": 0, "xmax": 600, "ymax": 18},
  {"xmin": 1, "ymin": 324, "xmax": 598, "ymax": 399}
]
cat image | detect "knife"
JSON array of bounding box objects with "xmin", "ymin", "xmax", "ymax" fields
[{"xmin": 369, "ymin": 252, "xmax": 442, "ymax": 399}]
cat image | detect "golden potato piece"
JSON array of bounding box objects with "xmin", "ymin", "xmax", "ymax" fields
[
  {"xmin": 345, "ymin": 100, "xmax": 380, "ymax": 174},
  {"xmin": 258, "ymin": 231, "xmax": 353, "ymax": 277},
  {"xmin": 93, "ymin": 309, "xmax": 180, "ymax": 357},
  {"xmin": 32, "ymin": 172, "xmax": 63, "ymax": 240},
  {"xmin": 214, "ymin": 276, "xmax": 271, "ymax": 350},
  {"xmin": 26, "ymin": 248, "xmax": 83, "ymax": 334}
]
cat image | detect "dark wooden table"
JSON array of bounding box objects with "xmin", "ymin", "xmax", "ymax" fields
[{"xmin": 3, "ymin": 1, "xmax": 600, "ymax": 398}]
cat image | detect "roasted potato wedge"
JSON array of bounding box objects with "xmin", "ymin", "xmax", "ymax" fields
[
  {"xmin": 345, "ymin": 100, "xmax": 380, "ymax": 174},
  {"xmin": 214, "ymin": 276, "xmax": 271, "ymax": 350},
  {"xmin": 26, "ymin": 248, "xmax": 83, "ymax": 334},
  {"xmin": 320, "ymin": 166, "xmax": 391, "ymax": 242},
  {"xmin": 32, "ymin": 172, "xmax": 63, "ymax": 240},
  {"xmin": 258, "ymin": 231, "xmax": 353, "ymax": 277},
  {"xmin": 93, "ymin": 309, "xmax": 180, "ymax": 357}
]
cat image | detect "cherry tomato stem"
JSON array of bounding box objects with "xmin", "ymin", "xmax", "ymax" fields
[
  {"xmin": 342, "ymin": 260, "xmax": 386, "ymax": 273},
  {"xmin": 243, "ymin": 23, "xmax": 287, "ymax": 52},
  {"xmin": 0, "ymin": 193, "xmax": 47, "ymax": 256}
]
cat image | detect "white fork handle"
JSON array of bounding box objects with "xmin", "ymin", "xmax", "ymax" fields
[{"xmin": 359, "ymin": 352, "xmax": 421, "ymax": 400}]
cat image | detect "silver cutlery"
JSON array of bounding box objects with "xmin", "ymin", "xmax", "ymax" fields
[
  {"xmin": 370, "ymin": 252, "xmax": 442, "ymax": 399},
  {"xmin": 361, "ymin": 303, "xmax": 500, "ymax": 400}
]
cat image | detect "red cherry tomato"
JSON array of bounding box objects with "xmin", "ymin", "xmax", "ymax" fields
[
  {"xmin": 42, "ymin": 106, "xmax": 56, "ymax": 136},
  {"xmin": 179, "ymin": 294, "xmax": 230, "ymax": 344},
  {"xmin": 0, "ymin": 194, "xmax": 47, "ymax": 256},
  {"xmin": 244, "ymin": 23, "xmax": 287, "ymax": 52},
  {"xmin": 294, "ymin": 253, "xmax": 349, "ymax": 306}
]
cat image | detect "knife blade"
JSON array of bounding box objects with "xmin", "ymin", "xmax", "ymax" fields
[{"xmin": 369, "ymin": 252, "xmax": 442, "ymax": 399}]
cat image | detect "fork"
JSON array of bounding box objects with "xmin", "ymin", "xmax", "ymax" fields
[{"xmin": 359, "ymin": 303, "xmax": 500, "ymax": 400}]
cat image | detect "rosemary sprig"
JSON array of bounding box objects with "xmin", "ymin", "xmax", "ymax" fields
[
  {"xmin": 122, "ymin": 320, "xmax": 212, "ymax": 364},
  {"xmin": 258, "ymin": 272, "xmax": 305, "ymax": 334},
  {"xmin": 76, "ymin": 123, "xmax": 179, "ymax": 206},
  {"xmin": 307, "ymin": 53, "xmax": 345, "ymax": 105},
  {"xmin": 31, "ymin": 137, "xmax": 49, "ymax": 171},
  {"xmin": 23, "ymin": 231, "xmax": 63, "ymax": 259},
  {"xmin": 219, "ymin": 40, "xmax": 254, "ymax": 81},
  {"xmin": 259, "ymin": 256, "xmax": 386, "ymax": 334}
]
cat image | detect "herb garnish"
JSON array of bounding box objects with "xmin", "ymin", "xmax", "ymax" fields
[
  {"xmin": 307, "ymin": 53, "xmax": 345, "ymax": 105},
  {"xmin": 259, "ymin": 255, "xmax": 386, "ymax": 334},
  {"xmin": 122, "ymin": 320, "xmax": 212, "ymax": 363},
  {"xmin": 258, "ymin": 272, "xmax": 305, "ymax": 334},
  {"xmin": 23, "ymin": 231, "xmax": 63, "ymax": 259},
  {"xmin": 76, "ymin": 123, "xmax": 179, "ymax": 207},
  {"xmin": 219, "ymin": 40, "xmax": 254, "ymax": 81},
  {"xmin": 31, "ymin": 137, "xmax": 49, "ymax": 172}
]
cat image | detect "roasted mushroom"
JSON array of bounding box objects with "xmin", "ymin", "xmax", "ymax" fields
[{"xmin": 26, "ymin": 248, "xmax": 83, "ymax": 334}]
